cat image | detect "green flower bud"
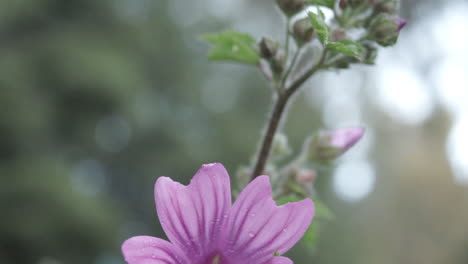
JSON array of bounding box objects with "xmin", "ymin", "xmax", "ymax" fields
[
  {"xmin": 360, "ymin": 43, "xmax": 378, "ymax": 64},
  {"xmin": 368, "ymin": 14, "xmax": 403, "ymax": 46},
  {"xmin": 292, "ymin": 18, "xmax": 315, "ymax": 45},
  {"xmin": 341, "ymin": 0, "xmax": 376, "ymax": 9},
  {"xmin": 374, "ymin": 0, "xmax": 398, "ymax": 14},
  {"xmin": 348, "ymin": 0, "xmax": 366, "ymax": 8},
  {"xmin": 276, "ymin": 0, "xmax": 307, "ymax": 17},
  {"xmin": 339, "ymin": 0, "xmax": 347, "ymax": 9},
  {"xmin": 259, "ymin": 37, "xmax": 279, "ymax": 59},
  {"xmin": 270, "ymin": 133, "xmax": 292, "ymax": 160},
  {"xmin": 332, "ymin": 28, "xmax": 347, "ymax": 42},
  {"xmin": 271, "ymin": 52, "xmax": 285, "ymax": 74}
]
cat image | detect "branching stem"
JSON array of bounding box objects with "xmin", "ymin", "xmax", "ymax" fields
[{"xmin": 250, "ymin": 49, "xmax": 328, "ymax": 180}]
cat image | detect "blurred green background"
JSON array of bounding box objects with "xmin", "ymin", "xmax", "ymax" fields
[{"xmin": 1, "ymin": 0, "xmax": 468, "ymax": 263}]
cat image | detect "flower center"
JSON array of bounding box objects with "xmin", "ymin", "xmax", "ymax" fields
[
  {"xmin": 211, "ymin": 254, "xmax": 221, "ymax": 264},
  {"xmin": 201, "ymin": 253, "xmax": 232, "ymax": 264}
]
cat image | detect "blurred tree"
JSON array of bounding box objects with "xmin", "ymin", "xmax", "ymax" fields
[{"xmin": 0, "ymin": 0, "xmax": 280, "ymax": 263}]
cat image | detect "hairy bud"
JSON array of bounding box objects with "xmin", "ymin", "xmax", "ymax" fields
[
  {"xmin": 332, "ymin": 28, "xmax": 347, "ymax": 42},
  {"xmin": 276, "ymin": 0, "xmax": 307, "ymax": 17},
  {"xmin": 374, "ymin": 0, "xmax": 399, "ymax": 14},
  {"xmin": 361, "ymin": 43, "xmax": 378, "ymax": 64},
  {"xmin": 259, "ymin": 37, "xmax": 279, "ymax": 59},
  {"xmin": 271, "ymin": 52, "xmax": 285, "ymax": 75},
  {"xmin": 306, "ymin": 127, "xmax": 365, "ymax": 163},
  {"xmin": 295, "ymin": 169, "xmax": 317, "ymax": 184},
  {"xmin": 368, "ymin": 14, "xmax": 406, "ymax": 46},
  {"xmin": 292, "ymin": 18, "xmax": 315, "ymax": 45},
  {"xmin": 270, "ymin": 133, "xmax": 292, "ymax": 160}
]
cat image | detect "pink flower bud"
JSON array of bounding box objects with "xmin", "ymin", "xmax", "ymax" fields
[
  {"xmin": 327, "ymin": 127, "xmax": 365, "ymax": 153},
  {"xmin": 306, "ymin": 127, "xmax": 365, "ymax": 163},
  {"xmin": 295, "ymin": 169, "xmax": 317, "ymax": 183},
  {"xmin": 393, "ymin": 18, "xmax": 407, "ymax": 32}
]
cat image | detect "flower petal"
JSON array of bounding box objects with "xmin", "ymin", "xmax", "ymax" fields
[
  {"xmin": 122, "ymin": 236, "xmax": 188, "ymax": 264},
  {"xmin": 269, "ymin": 256, "xmax": 293, "ymax": 264},
  {"xmin": 223, "ymin": 176, "xmax": 314, "ymax": 263},
  {"xmin": 155, "ymin": 163, "xmax": 232, "ymax": 259}
]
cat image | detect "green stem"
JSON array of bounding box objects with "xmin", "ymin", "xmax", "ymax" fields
[
  {"xmin": 249, "ymin": 49, "xmax": 328, "ymax": 181},
  {"xmin": 285, "ymin": 49, "xmax": 327, "ymax": 97},
  {"xmin": 284, "ymin": 18, "xmax": 291, "ymax": 63},
  {"xmin": 281, "ymin": 46, "xmax": 302, "ymax": 87}
]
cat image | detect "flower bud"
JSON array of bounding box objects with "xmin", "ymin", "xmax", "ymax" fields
[
  {"xmin": 306, "ymin": 127, "xmax": 365, "ymax": 163},
  {"xmin": 361, "ymin": 43, "xmax": 378, "ymax": 64},
  {"xmin": 393, "ymin": 18, "xmax": 407, "ymax": 31},
  {"xmin": 276, "ymin": 0, "xmax": 307, "ymax": 17},
  {"xmin": 332, "ymin": 28, "xmax": 347, "ymax": 42},
  {"xmin": 292, "ymin": 18, "xmax": 315, "ymax": 45},
  {"xmin": 259, "ymin": 37, "xmax": 279, "ymax": 59},
  {"xmin": 270, "ymin": 133, "xmax": 292, "ymax": 160},
  {"xmin": 368, "ymin": 14, "xmax": 405, "ymax": 46},
  {"xmin": 374, "ymin": 0, "xmax": 398, "ymax": 14},
  {"xmin": 339, "ymin": 0, "xmax": 347, "ymax": 9},
  {"xmin": 270, "ymin": 52, "xmax": 285, "ymax": 75},
  {"xmin": 295, "ymin": 169, "xmax": 317, "ymax": 184},
  {"xmin": 341, "ymin": 0, "xmax": 376, "ymax": 9},
  {"xmin": 327, "ymin": 127, "xmax": 364, "ymax": 151},
  {"xmin": 348, "ymin": 0, "xmax": 366, "ymax": 8}
]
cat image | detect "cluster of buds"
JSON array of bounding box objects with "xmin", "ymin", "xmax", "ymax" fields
[
  {"xmin": 272, "ymin": 0, "xmax": 406, "ymax": 68},
  {"xmin": 332, "ymin": 0, "xmax": 406, "ymax": 66}
]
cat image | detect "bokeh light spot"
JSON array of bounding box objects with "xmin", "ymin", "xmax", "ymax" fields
[{"xmin": 333, "ymin": 160, "xmax": 376, "ymax": 202}]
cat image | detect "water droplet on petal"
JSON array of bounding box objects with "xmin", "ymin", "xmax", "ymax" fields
[{"xmin": 248, "ymin": 232, "xmax": 255, "ymax": 238}]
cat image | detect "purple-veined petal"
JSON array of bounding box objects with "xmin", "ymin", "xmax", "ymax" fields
[
  {"xmin": 269, "ymin": 256, "xmax": 293, "ymax": 264},
  {"xmin": 155, "ymin": 163, "xmax": 231, "ymax": 260},
  {"xmin": 122, "ymin": 236, "xmax": 188, "ymax": 264},
  {"xmin": 223, "ymin": 176, "xmax": 314, "ymax": 263}
]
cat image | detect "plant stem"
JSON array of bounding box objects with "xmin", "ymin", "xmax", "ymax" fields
[
  {"xmin": 284, "ymin": 18, "xmax": 291, "ymax": 63},
  {"xmin": 285, "ymin": 49, "xmax": 327, "ymax": 98},
  {"xmin": 281, "ymin": 46, "xmax": 302, "ymax": 87},
  {"xmin": 249, "ymin": 49, "xmax": 328, "ymax": 181},
  {"xmin": 250, "ymin": 94, "xmax": 289, "ymax": 180}
]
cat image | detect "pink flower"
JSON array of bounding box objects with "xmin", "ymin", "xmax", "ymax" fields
[{"xmin": 122, "ymin": 163, "xmax": 315, "ymax": 264}]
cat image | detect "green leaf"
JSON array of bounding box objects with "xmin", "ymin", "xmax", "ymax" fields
[
  {"xmin": 276, "ymin": 194, "xmax": 301, "ymax": 205},
  {"xmin": 308, "ymin": 11, "xmax": 329, "ymax": 45},
  {"xmin": 314, "ymin": 199, "xmax": 335, "ymax": 220},
  {"xmin": 202, "ymin": 31, "xmax": 260, "ymax": 65},
  {"xmin": 307, "ymin": 0, "xmax": 335, "ymax": 8},
  {"xmin": 276, "ymin": 196, "xmax": 334, "ymax": 248},
  {"xmin": 301, "ymin": 199, "xmax": 333, "ymax": 249},
  {"xmin": 326, "ymin": 39, "xmax": 363, "ymax": 57},
  {"xmin": 285, "ymin": 182, "xmax": 308, "ymax": 196},
  {"xmin": 276, "ymin": 195, "xmax": 334, "ymax": 220},
  {"xmin": 302, "ymin": 220, "xmax": 320, "ymax": 249}
]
